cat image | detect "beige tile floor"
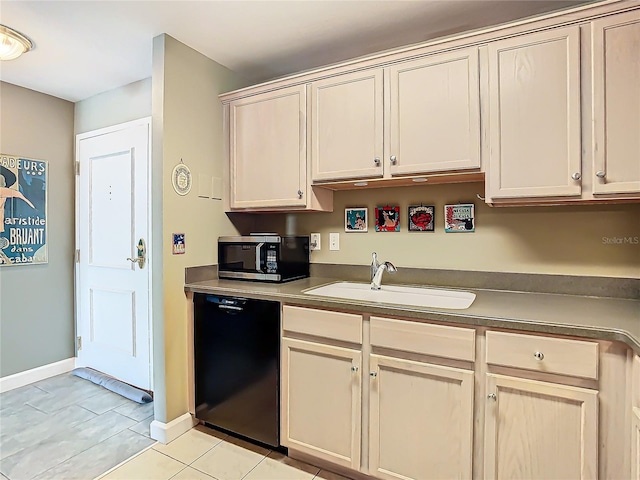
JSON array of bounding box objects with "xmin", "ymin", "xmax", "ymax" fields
[{"xmin": 98, "ymin": 426, "xmax": 352, "ymax": 480}]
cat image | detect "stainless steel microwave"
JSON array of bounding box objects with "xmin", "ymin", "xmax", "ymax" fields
[{"xmin": 218, "ymin": 235, "xmax": 310, "ymax": 282}]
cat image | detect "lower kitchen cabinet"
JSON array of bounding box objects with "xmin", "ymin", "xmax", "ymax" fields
[
  {"xmin": 369, "ymin": 354, "xmax": 474, "ymax": 480},
  {"xmin": 484, "ymin": 373, "xmax": 598, "ymax": 479},
  {"xmin": 633, "ymin": 407, "xmax": 640, "ymax": 480},
  {"xmin": 280, "ymin": 337, "xmax": 362, "ymax": 470}
]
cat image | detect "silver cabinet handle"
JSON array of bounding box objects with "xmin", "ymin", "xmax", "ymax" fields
[
  {"xmin": 595, "ymin": 170, "xmax": 606, "ymax": 178},
  {"xmin": 370, "ymin": 372, "xmax": 377, "ymax": 377},
  {"xmin": 487, "ymin": 393, "xmax": 497, "ymax": 401},
  {"xmin": 534, "ymin": 351, "xmax": 544, "ymax": 361},
  {"xmin": 297, "ymin": 190, "xmax": 303, "ymax": 199},
  {"xmin": 571, "ymin": 172, "xmax": 581, "ymax": 181},
  {"xmin": 351, "ymin": 366, "xmax": 359, "ymax": 372},
  {"xmin": 390, "ymin": 155, "xmax": 397, "ymax": 165},
  {"xmin": 374, "ymin": 157, "xmax": 381, "ymax": 166}
]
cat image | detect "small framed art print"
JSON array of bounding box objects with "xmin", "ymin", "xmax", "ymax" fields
[
  {"xmin": 444, "ymin": 203, "xmax": 475, "ymax": 232},
  {"xmin": 345, "ymin": 207, "xmax": 368, "ymax": 232},
  {"xmin": 375, "ymin": 206, "xmax": 400, "ymax": 232},
  {"xmin": 408, "ymin": 205, "xmax": 435, "ymax": 232}
]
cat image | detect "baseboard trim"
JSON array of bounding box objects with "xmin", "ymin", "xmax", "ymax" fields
[
  {"xmin": 0, "ymin": 358, "xmax": 77, "ymax": 393},
  {"xmin": 150, "ymin": 412, "xmax": 196, "ymax": 444}
]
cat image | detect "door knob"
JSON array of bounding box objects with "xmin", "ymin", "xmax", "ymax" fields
[
  {"xmin": 374, "ymin": 157, "xmax": 381, "ymax": 166},
  {"xmin": 571, "ymin": 172, "xmax": 581, "ymax": 181},
  {"xmin": 127, "ymin": 238, "xmax": 146, "ymax": 269},
  {"xmin": 487, "ymin": 393, "xmax": 497, "ymax": 401},
  {"xmin": 595, "ymin": 170, "xmax": 606, "ymax": 179},
  {"xmin": 390, "ymin": 155, "xmax": 397, "ymax": 165}
]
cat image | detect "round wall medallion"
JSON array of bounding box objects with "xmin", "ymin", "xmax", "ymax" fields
[{"xmin": 172, "ymin": 162, "xmax": 192, "ymax": 196}]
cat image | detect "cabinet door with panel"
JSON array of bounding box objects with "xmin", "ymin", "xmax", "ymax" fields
[
  {"xmin": 369, "ymin": 354, "xmax": 474, "ymax": 480},
  {"xmin": 281, "ymin": 337, "xmax": 361, "ymax": 470},
  {"xmin": 591, "ymin": 10, "xmax": 640, "ymax": 195},
  {"xmin": 311, "ymin": 69, "xmax": 384, "ymax": 181},
  {"xmin": 484, "ymin": 373, "xmax": 598, "ymax": 479},
  {"xmin": 487, "ymin": 26, "xmax": 582, "ymax": 200},
  {"xmin": 229, "ymin": 85, "xmax": 307, "ymax": 209},
  {"xmin": 388, "ymin": 46, "xmax": 481, "ymax": 176},
  {"xmin": 633, "ymin": 407, "xmax": 640, "ymax": 480}
]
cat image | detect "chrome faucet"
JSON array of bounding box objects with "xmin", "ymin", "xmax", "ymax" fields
[
  {"xmin": 371, "ymin": 252, "xmax": 380, "ymax": 282},
  {"xmin": 370, "ymin": 254, "xmax": 397, "ymax": 290}
]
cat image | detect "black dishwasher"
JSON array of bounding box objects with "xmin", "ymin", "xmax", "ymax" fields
[{"xmin": 193, "ymin": 293, "xmax": 280, "ymax": 447}]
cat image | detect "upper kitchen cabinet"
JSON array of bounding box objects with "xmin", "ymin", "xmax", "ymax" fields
[
  {"xmin": 591, "ymin": 10, "xmax": 640, "ymax": 196},
  {"xmin": 311, "ymin": 69, "xmax": 384, "ymax": 181},
  {"xmin": 486, "ymin": 26, "xmax": 582, "ymax": 201},
  {"xmin": 228, "ymin": 86, "xmax": 332, "ymax": 211},
  {"xmin": 229, "ymin": 86, "xmax": 306, "ymax": 209},
  {"xmin": 310, "ymin": 47, "xmax": 481, "ymax": 183},
  {"xmin": 388, "ymin": 47, "xmax": 481, "ymax": 176}
]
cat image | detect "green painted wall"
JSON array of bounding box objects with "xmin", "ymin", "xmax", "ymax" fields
[{"xmin": 0, "ymin": 82, "xmax": 75, "ymax": 377}]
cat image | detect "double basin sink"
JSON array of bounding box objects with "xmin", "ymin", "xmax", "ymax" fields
[{"xmin": 304, "ymin": 282, "xmax": 476, "ymax": 310}]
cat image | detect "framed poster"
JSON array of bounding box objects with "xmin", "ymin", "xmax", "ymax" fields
[
  {"xmin": 408, "ymin": 205, "xmax": 435, "ymax": 231},
  {"xmin": 0, "ymin": 154, "xmax": 48, "ymax": 265},
  {"xmin": 345, "ymin": 207, "xmax": 368, "ymax": 232},
  {"xmin": 444, "ymin": 203, "xmax": 475, "ymax": 232},
  {"xmin": 375, "ymin": 205, "xmax": 400, "ymax": 232}
]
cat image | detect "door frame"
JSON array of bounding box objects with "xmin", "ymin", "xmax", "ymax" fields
[{"xmin": 74, "ymin": 117, "xmax": 153, "ymax": 390}]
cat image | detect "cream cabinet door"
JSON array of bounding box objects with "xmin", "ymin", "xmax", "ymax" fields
[
  {"xmin": 311, "ymin": 69, "xmax": 384, "ymax": 181},
  {"xmin": 229, "ymin": 85, "xmax": 307, "ymax": 208},
  {"xmin": 281, "ymin": 338, "xmax": 361, "ymax": 470},
  {"xmin": 484, "ymin": 373, "xmax": 598, "ymax": 479},
  {"xmin": 388, "ymin": 47, "xmax": 481, "ymax": 176},
  {"xmin": 487, "ymin": 26, "xmax": 582, "ymax": 199},
  {"xmin": 633, "ymin": 407, "xmax": 640, "ymax": 480},
  {"xmin": 369, "ymin": 355, "xmax": 474, "ymax": 480},
  {"xmin": 591, "ymin": 11, "xmax": 640, "ymax": 195}
]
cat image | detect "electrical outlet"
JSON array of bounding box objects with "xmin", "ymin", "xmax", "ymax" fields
[
  {"xmin": 310, "ymin": 233, "xmax": 321, "ymax": 251},
  {"xmin": 329, "ymin": 232, "xmax": 340, "ymax": 251}
]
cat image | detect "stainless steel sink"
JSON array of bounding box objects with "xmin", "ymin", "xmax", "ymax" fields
[{"xmin": 304, "ymin": 282, "xmax": 476, "ymax": 310}]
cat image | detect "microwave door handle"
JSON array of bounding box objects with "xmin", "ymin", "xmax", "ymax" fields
[{"xmin": 255, "ymin": 242, "xmax": 264, "ymax": 272}]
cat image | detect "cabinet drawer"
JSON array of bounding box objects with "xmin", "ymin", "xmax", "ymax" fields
[
  {"xmin": 370, "ymin": 317, "xmax": 475, "ymax": 361},
  {"xmin": 283, "ymin": 305, "xmax": 362, "ymax": 344},
  {"xmin": 486, "ymin": 331, "xmax": 599, "ymax": 379}
]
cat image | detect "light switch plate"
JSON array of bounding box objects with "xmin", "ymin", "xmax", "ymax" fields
[
  {"xmin": 329, "ymin": 232, "xmax": 340, "ymax": 251},
  {"xmin": 310, "ymin": 233, "xmax": 321, "ymax": 251},
  {"xmin": 197, "ymin": 174, "xmax": 211, "ymax": 198},
  {"xmin": 211, "ymin": 177, "xmax": 222, "ymax": 200}
]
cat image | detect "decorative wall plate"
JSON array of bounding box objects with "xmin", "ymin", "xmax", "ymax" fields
[
  {"xmin": 408, "ymin": 205, "xmax": 435, "ymax": 231},
  {"xmin": 444, "ymin": 203, "xmax": 475, "ymax": 232},
  {"xmin": 172, "ymin": 162, "xmax": 192, "ymax": 196}
]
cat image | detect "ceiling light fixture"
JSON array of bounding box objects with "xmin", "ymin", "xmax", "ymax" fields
[{"xmin": 0, "ymin": 25, "xmax": 34, "ymax": 61}]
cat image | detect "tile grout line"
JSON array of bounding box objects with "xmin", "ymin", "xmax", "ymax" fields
[
  {"xmin": 238, "ymin": 450, "xmax": 270, "ymax": 480},
  {"xmin": 92, "ymin": 442, "xmax": 158, "ymax": 480}
]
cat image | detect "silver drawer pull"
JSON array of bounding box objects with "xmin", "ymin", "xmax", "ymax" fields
[{"xmin": 534, "ymin": 351, "xmax": 544, "ymax": 361}]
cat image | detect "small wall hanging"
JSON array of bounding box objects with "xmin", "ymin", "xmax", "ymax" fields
[
  {"xmin": 172, "ymin": 159, "xmax": 192, "ymax": 196},
  {"xmin": 345, "ymin": 207, "xmax": 368, "ymax": 232},
  {"xmin": 172, "ymin": 233, "xmax": 186, "ymax": 255},
  {"xmin": 408, "ymin": 205, "xmax": 435, "ymax": 232},
  {"xmin": 444, "ymin": 203, "xmax": 475, "ymax": 232},
  {"xmin": 0, "ymin": 154, "xmax": 48, "ymax": 266},
  {"xmin": 375, "ymin": 205, "xmax": 400, "ymax": 232}
]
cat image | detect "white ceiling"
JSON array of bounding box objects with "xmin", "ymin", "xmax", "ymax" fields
[{"xmin": 1, "ymin": 0, "xmax": 589, "ymax": 103}]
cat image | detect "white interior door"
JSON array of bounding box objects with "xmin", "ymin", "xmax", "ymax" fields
[{"xmin": 75, "ymin": 118, "xmax": 151, "ymax": 390}]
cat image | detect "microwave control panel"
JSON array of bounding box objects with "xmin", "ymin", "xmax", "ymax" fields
[{"xmin": 265, "ymin": 245, "xmax": 278, "ymax": 273}]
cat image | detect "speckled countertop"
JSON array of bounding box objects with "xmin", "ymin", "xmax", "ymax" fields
[{"xmin": 185, "ymin": 275, "xmax": 640, "ymax": 355}]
